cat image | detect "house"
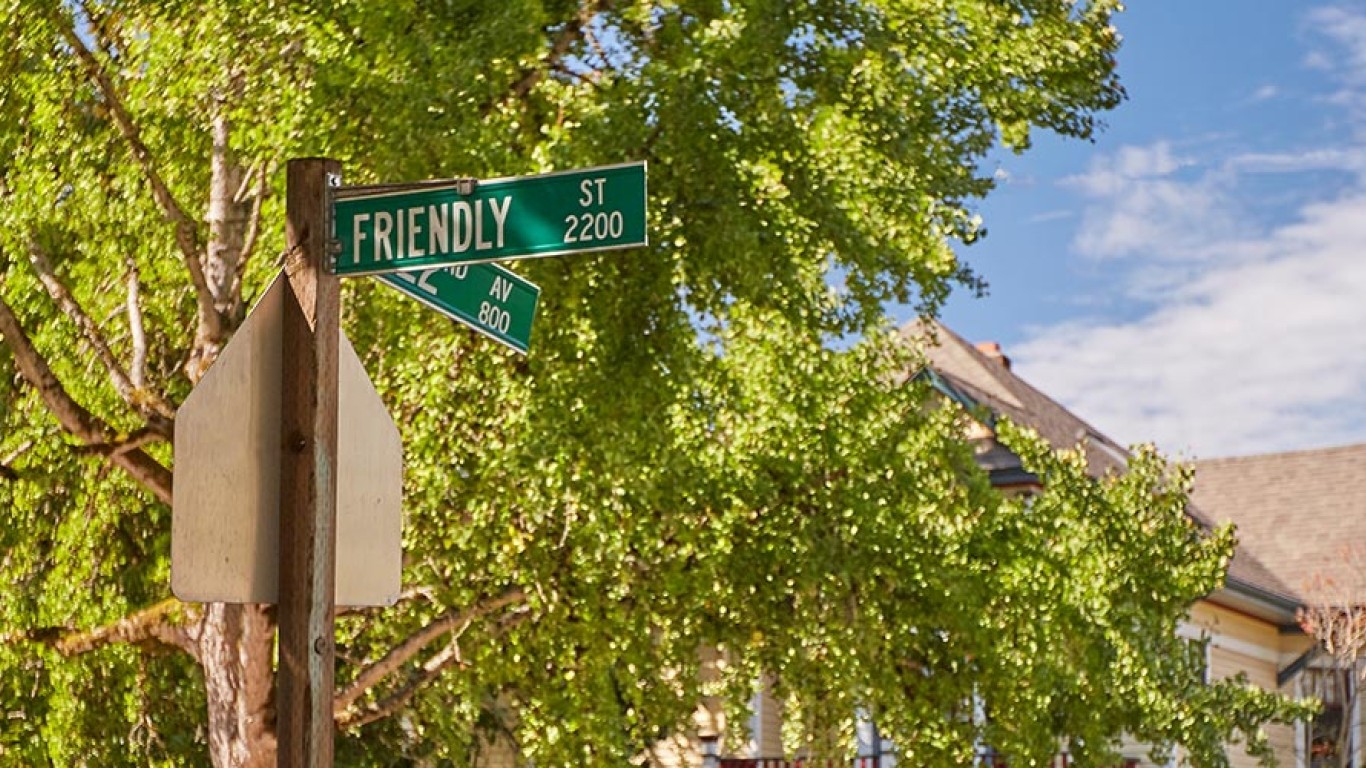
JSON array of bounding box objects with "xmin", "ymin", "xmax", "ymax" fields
[
  {"xmin": 1192, "ymin": 444, "xmax": 1366, "ymax": 768},
  {"xmin": 685, "ymin": 322, "xmax": 1325, "ymax": 768},
  {"xmin": 906, "ymin": 321, "xmax": 1315, "ymax": 768},
  {"xmin": 482, "ymin": 321, "xmax": 1349, "ymax": 768}
]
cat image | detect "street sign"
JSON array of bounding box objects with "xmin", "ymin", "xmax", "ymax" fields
[
  {"xmin": 333, "ymin": 161, "xmax": 647, "ymax": 276},
  {"xmin": 377, "ymin": 262, "xmax": 539, "ymax": 354},
  {"xmin": 172, "ymin": 274, "xmax": 402, "ymax": 606}
]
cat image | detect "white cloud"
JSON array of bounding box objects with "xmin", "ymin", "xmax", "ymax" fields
[
  {"xmin": 1305, "ymin": 5, "xmax": 1366, "ymax": 128},
  {"xmin": 1027, "ymin": 209, "xmax": 1074, "ymax": 224},
  {"xmin": 1003, "ymin": 5, "xmax": 1366, "ymax": 458},
  {"xmin": 1063, "ymin": 141, "xmax": 1241, "ymax": 265},
  {"xmin": 1013, "ymin": 190, "xmax": 1366, "ymax": 457},
  {"xmin": 1306, "ymin": 6, "xmax": 1366, "ymax": 81},
  {"xmin": 1226, "ymin": 147, "xmax": 1366, "ymax": 174}
]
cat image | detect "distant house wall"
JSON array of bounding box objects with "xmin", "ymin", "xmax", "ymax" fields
[
  {"xmin": 1188, "ymin": 600, "xmax": 1316, "ymax": 768},
  {"xmin": 475, "ymin": 733, "xmax": 523, "ymax": 768},
  {"xmin": 748, "ymin": 677, "xmax": 784, "ymax": 758},
  {"xmin": 474, "ymin": 598, "xmax": 1313, "ymax": 768}
]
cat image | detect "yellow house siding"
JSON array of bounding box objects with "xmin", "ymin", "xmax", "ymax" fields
[
  {"xmin": 1209, "ymin": 645, "xmax": 1274, "ymax": 687},
  {"xmin": 752, "ymin": 677, "xmax": 784, "ymax": 757},
  {"xmin": 1209, "ymin": 645, "xmax": 1287, "ymax": 768},
  {"xmin": 474, "ymin": 733, "xmax": 522, "ymax": 768},
  {"xmin": 1189, "ymin": 601, "xmax": 1283, "ymax": 651},
  {"xmin": 1186, "ymin": 599, "xmax": 1311, "ymax": 768}
]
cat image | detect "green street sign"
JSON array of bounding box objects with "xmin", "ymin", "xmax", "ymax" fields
[
  {"xmin": 377, "ymin": 263, "xmax": 540, "ymax": 354},
  {"xmin": 334, "ymin": 161, "xmax": 647, "ymax": 276}
]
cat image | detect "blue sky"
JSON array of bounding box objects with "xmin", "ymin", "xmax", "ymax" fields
[{"xmin": 912, "ymin": 1, "xmax": 1366, "ymax": 459}]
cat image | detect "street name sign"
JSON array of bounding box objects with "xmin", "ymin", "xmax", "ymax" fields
[
  {"xmin": 377, "ymin": 262, "xmax": 539, "ymax": 354},
  {"xmin": 333, "ymin": 161, "xmax": 647, "ymax": 276}
]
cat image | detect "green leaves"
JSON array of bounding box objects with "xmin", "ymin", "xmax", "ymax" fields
[
  {"xmin": 961, "ymin": 423, "xmax": 1312, "ymax": 767},
  {"xmin": 0, "ymin": 1, "xmax": 1299, "ymax": 766}
]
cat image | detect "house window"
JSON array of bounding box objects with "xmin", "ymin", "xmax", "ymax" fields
[{"xmin": 1304, "ymin": 668, "xmax": 1354, "ymax": 768}]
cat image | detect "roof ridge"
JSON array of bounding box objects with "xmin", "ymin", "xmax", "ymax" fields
[
  {"xmin": 1197, "ymin": 441, "xmax": 1366, "ymax": 465},
  {"xmin": 904, "ymin": 319, "xmax": 1025, "ymax": 410},
  {"xmin": 928, "ymin": 320, "xmax": 1131, "ymax": 455},
  {"xmin": 995, "ymin": 358, "xmax": 1130, "ymax": 455}
]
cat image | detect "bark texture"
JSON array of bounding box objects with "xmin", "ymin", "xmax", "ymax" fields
[{"xmin": 197, "ymin": 604, "xmax": 278, "ymax": 768}]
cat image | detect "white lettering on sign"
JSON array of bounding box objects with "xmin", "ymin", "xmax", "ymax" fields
[
  {"xmin": 393, "ymin": 265, "xmax": 470, "ymax": 297},
  {"xmin": 374, "ymin": 213, "xmax": 394, "ymax": 261},
  {"xmin": 427, "ymin": 205, "xmax": 447, "ymax": 255},
  {"xmin": 564, "ymin": 178, "xmax": 616, "ymax": 244},
  {"xmin": 563, "ymin": 211, "xmax": 623, "ymax": 244},
  {"xmin": 474, "ymin": 200, "xmax": 492, "ymax": 250},
  {"xmin": 350, "ymin": 196, "xmax": 512, "ymax": 266},
  {"xmin": 352, "ymin": 213, "xmax": 371, "ymax": 265},
  {"xmin": 394, "ymin": 269, "xmax": 439, "ymax": 296},
  {"xmin": 490, "ymin": 276, "xmax": 512, "ymax": 302},
  {"xmin": 579, "ymin": 177, "xmax": 606, "ymax": 207},
  {"xmin": 489, "ymin": 197, "xmax": 510, "ymax": 248},
  {"xmin": 478, "ymin": 301, "xmax": 511, "ymax": 333},
  {"xmin": 473, "ymin": 197, "xmax": 511, "ymax": 251},
  {"xmin": 407, "ymin": 207, "xmax": 424, "ymax": 258},
  {"xmin": 452, "ymin": 201, "xmax": 473, "ymax": 253}
]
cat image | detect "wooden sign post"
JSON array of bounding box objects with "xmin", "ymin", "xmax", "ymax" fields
[{"xmin": 278, "ymin": 157, "xmax": 342, "ymax": 768}]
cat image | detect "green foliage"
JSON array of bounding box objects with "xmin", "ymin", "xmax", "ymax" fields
[
  {"xmin": 971, "ymin": 424, "xmax": 1316, "ymax": 767},
  {"xmin": 0, "ymin": 0, "xmax": 1308, "ymax": 766}
]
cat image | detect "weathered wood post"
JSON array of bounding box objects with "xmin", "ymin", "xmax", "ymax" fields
[{"xmin": 278, "ymin": 157, "xmax": 342, "ymax": 768}]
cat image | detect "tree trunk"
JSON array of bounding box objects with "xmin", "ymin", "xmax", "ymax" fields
[
  {"xmin": 193, "ymin": 92, "xmax": 282, "ymax": 768},
  {"xmin": 199, "ymin": 603, "xmax": 278, "ymax": 768},
  {"xmin": 191, "ymin": 84, "xmax": 290, "ymax": 768}
]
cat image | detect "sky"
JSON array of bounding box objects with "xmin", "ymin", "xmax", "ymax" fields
[{"xmin": 912, "ymin": 1, "xmax": 1366, "ymax": 460}]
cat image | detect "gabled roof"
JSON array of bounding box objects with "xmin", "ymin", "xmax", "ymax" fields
[
  {"xmin": 1193, "ymin": 443, "xmax": 1366, "ymax": 604},
  {"xmin": 902, "ymin": 320, "xmax": 1129, "ymax": 479},
  {"xmin": 903, "ymin": 318, "xmax": 1301, "ymax": 622}
]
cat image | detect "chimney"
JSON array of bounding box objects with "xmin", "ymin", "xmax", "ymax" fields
[{"xmin": 975, "ymin": 341, "xmax": 1011, "ymax": 370}]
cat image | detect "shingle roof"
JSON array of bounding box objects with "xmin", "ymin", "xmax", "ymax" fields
[
  {"xmin": 1193, "ymin": 443, "xmax": 1366, "ymax": 603},
  {"xmin": 904, "ymin": 318, "xmax": 1300, "ymax": 613},
  {"xmin": 902, "ymin": 319, "xmax": 1130, "ymax": 478}
]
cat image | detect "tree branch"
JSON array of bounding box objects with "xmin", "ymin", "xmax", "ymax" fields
[
  {"xmin": 333, "ymin": 588, "xmax": 527, "ymax": 717},
  {"xmin": 336, "ymin": 636, "xmax": 468, "ymax": 730},
  {"xmin": 1, "ymin": 598, "xmax": 197, "ymax": 659},
  {"xmin": 482, "ymin": 1, "xmax": 609, "ymax": 116},
  {"xmin": 0, "ymin": 441, "xmax": 34, "ymax": 482},
  {"xmin": 204, "ymin": 104, "xmax": 247, "ymax": 315},
  {"xmin": 54, "ymin": 8, "xmax": 216, "ymax": 339},
  {"xmin": 72, "ymin": 426, "xmax": 166, "ymax": 457},
  {"xmin": 27, "ymin": 241, "xmax": 174, "ymax": 434},
  {"xmin": 237, "ymin": 162, "xmax": 269, "ymax": 267},
  {"xmin": 228, "ymin": 160, "xmax": 271, "ymax": 319},
  {"xmin": 0, "ymin": 287, "xmax": 173, "ymax": 505},
  {"xmin": 337, "ymin": 610, "xmax": 535, "ymax": 731},
  {"xmin": 125, "ymin": 255, "xmax": 148, "ymax": 389},
  {"xmin": 58, "ymin": 598, "xmax": 196, "ymax": 657}
]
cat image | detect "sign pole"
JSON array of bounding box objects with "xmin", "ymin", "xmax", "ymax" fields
[{"xmin": 278, "ymin": 157, "xmax": 342, "ymax": 768}]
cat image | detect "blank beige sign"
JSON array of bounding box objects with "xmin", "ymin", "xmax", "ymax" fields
[{"xmin": 172, "ymin": 275, "xmax": 402, "ymax": 606}]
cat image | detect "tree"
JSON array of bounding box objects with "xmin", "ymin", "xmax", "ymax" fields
[
  {"xmin": 1298, "ymin": 547, "xmax": 1366, "ymax": 768},
  {"xmin": 0, "ymin": 1, "xmax": 1307, "ymax": 766}
]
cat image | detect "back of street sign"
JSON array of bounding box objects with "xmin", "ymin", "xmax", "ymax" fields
[{"xmin": 171, "ymin": 274, "xmax": 402, "ymax": 606}]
